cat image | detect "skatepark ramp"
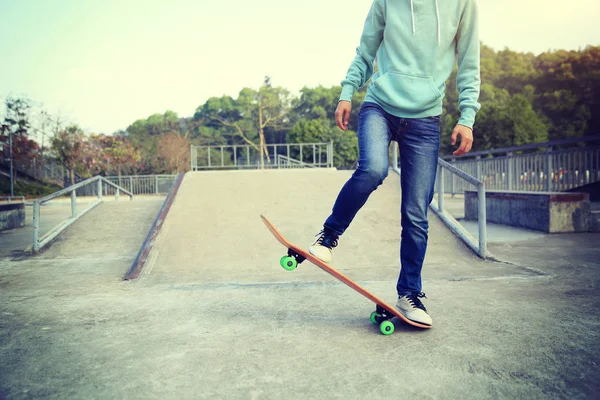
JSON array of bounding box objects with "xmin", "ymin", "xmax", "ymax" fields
[{"xmin": 134, "ymin": 169, "xmax": 480, "ymax": 286}]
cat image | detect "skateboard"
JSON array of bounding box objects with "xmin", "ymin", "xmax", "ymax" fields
[{"xmin": 261, "ymin": 215, "xmax": 432, "ymax": 335}]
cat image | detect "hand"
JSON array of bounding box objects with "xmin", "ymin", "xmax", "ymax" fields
[
  {"xmin": 451, "ymin": 124, "xmax": 474, "ymax": 156},
  {"xmin": 335, "ymin": 101, "xmax": 352, "ymax": 131}
]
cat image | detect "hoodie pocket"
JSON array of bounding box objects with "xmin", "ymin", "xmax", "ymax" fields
[{"xmin": 371, "ymin": 72, "xmax": 442, "ymax": 111}]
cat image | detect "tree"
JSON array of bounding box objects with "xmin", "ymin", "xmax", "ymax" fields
[
  {"xmin": 254, "ymin": 77, "xmax": 293, "ymax": 168},
  {"xmin": 1, "ymin": 96, "xmax": 37, "ymax": 193},
  {"xmin": 533, "ymin": 47, "xmax": 598, "ymax": 139},
  {"xmin": 126, "ymin": 111, "xmax": 187, "ymax": 174},
  {"xmin": 288, "ymin": 119, "xmax": 358, "ymax": 168},
  {"xmin": 195, "ymin": 77, "xmax": 292, "ymax": 168},
  {"xmin": 157, "ymin": 133, "xmax": 190, "ymax": 173},
  {"xmin": 50, "ymin": 125, "xmax": 85, "ymax": 185},
  {"xmin": 470, "ymin": 88, "xmax": 548, "ymax": 151},
  {"xmin": 96, "ymin": 135, "xmax": 141, "ymax": 183},
  {"xmin": 195, "ymin": 95, "xmax": 258, "ymax": 148}
]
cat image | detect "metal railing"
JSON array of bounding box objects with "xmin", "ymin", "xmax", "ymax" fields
[
  {"xmin": 191, "ymin": 142, "xmax": 334, "ymax": 170},
  {"xmin": 70, "ymin": 175, "xmax": 177, "ymax": 196},
  {"xmin": 440, "ymin": 136, "xmax": 600, "ymax": 194},
  {"xmin": 31, "ymin": 176, "xmax": 133, "ymax": 253},
  {"xmin": 103, "ymin": 175, "xmax": 177, "ymax": 195},
  {"xmin": 276, "ymin": 155, "xmax": 316, "ymax": 169},
  {"xmin": 392, "ymin": 144, "xmax": 489, "ymax": 259},
  {"xmin": 0, "ymin": 196, "xmax": 25, "ymax": 203}
]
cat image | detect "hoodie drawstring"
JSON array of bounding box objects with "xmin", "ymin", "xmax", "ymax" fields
[
  {"xmin": 410, "ymin": 0, "xmax": 441, "ymax": 46},
  {"xmin": 410, "ymin": 0, "xmax": 416, "ymax": 35},
  {"xmin": 435, "ymin": 0, "xmax": 441, "ymax": 45}
]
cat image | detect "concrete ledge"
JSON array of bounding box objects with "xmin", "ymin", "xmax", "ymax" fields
[
  {"xmin": 465, "ymin": 190, "xmax": 591, "ymax": 233},
  {"xmin": 123, "ymin": 173, "xmax": 185, "ymax": 280},
  {"xmin": 0, "ymin": 203, "xmax": 25, "ymax": 232}
]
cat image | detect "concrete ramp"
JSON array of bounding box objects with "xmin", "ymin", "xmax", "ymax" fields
[{"xmin": 141, "ymin": 169, "xmax": 496, "ymax": 289}]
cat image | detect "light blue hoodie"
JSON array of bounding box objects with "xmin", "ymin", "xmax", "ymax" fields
[{"xmin": 340, "ymin": 0, "xmax": 481, "ymax": 128}]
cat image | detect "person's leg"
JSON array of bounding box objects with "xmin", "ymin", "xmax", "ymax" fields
[
  {"xmin": 324, "ymin": 102, "xmax": 398, "ymax": 236},
  {"xmin": 393, "ymin": 116, "xmax": 440, "ymax": 325},
  {"xmin": 310, "ymin": 102, "xmax": 399, "ymax": 262}
]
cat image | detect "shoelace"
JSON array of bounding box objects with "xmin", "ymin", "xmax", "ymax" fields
[
  {"xmin": 315, "ymin": 230, "xmax": 338, "ymax": 249},
  {"xmin": 406, "ymin": 292, "xmax": 428, "ymax": 311}
]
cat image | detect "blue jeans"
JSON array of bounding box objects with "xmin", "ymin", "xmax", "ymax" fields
[{"xmin": 324, "ymin": 102, "xmax": 440, "ymax": 296}]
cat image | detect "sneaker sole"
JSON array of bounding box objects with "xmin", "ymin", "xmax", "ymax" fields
[{"xmin": 394, "ymin": 308, "xmax": 432, "ymax": 326}]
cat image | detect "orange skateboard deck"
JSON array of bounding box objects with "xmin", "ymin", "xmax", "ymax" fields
[{"xmin": 261, "ymin": 215, "xmax": 432, "ymax": 334}]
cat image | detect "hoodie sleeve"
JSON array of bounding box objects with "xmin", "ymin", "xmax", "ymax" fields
[
  {"xmin": 455, "ymin": 0, "xmax": 481, "ymax": 129},
  {"xmin": 339, "ymin": 0, "xmax": 386, "ymax": 102}
]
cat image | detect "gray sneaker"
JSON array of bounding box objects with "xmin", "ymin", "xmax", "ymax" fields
[
  {"xmin": 395, "ymin": 292, "xmax": 432, "ymax": 326},
  {"xmin": 308, "ymin": 229, "xmax": 338, "ymax": 263}
]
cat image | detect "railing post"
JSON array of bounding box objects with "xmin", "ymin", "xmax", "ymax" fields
[
  {"xmin": 450, "ymin": 157, "xmax": 455, "ymax": 197},
  {"xmin": 330, "ymin": 141, "xmax": 334, "ymax": 168},
  {"xmin": 115, "ymin": 188, "xmax": 120, "ymax": 201},
  {"xmin": 507, "ymin": 151, "xmax": 513, "ymax": 191},
  {"xmin": 71, "ymin": 190, "xmax": 77, "ymax": 218},
  {"xmin": 98, "ymin": 178, "xmax": 103, "ymax": 200},
  {"xmin": 155, "ymin": 175, "xmax": 159, "ymax": 194},
  {"xmin": 545, "ymin": 146, "xmax": 552, "ymax": 192},
  {"xmin": 475, "ymin": 155, "xmax": 481, "ymax": 181},
  {"xmin": 33, "ymin": 201, "xmax": 40, "ymax": 252},
  {"xmin": 438, "ymin": 165, "xmax": 445, "ymax": 212},
  {"xmin": 477, "ymin": 183, "xmax": 487, "ymax": 257}
]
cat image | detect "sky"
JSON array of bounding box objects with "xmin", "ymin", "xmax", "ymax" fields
[{"xmin": 0, "ymin": 0, "xmax": 599, "ymax": 136}]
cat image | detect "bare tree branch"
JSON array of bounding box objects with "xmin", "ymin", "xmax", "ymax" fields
[{"xmin": 212, "ymin": 116, "xmax": 260, "ymax": 151}]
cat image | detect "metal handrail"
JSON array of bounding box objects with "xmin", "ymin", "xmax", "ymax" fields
[
  {"xmin": 391, "ymin": 144, "xmax": 489, "ymax": 259},
  {"xmin": 441, "ymin": 135, "xmax": 600, "ymax": 159},
  {"xmin": 438, "ymin": 136, "xmax": 600, "ymax": 193},
  {"xmin": 31, "ymin": 176, "xmax": 133, "ymax": 253}
]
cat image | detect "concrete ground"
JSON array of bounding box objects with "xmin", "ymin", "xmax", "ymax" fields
[
  {"xmin": 0, "ymin": 170, "xmax": 599, "ymax": 399},
  {"xmin": 0, "ymin": 196, "xmax": 140, "ymax": 259}
]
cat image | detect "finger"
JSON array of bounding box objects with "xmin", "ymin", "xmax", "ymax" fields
[
  {"xmin": 453, "ymin": 139, "xmax": 468, "ymax": 156},
  {"xmin": 342, "ymin": 109, "xmax": 350, "ymax": 130},
  {"xmin": 465, "ymin": 138, "xmax": 473, "ymax": 154},
  {"xmin": 335, "ymin": 110, "xmax": 344, "ymax": 131},
  {"xmin": 451, "ymin": 129, "xmax": 459, "ymax": 145}
]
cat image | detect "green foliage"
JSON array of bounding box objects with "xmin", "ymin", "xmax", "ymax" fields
[
  {"xmin": 125, "ymin": 111, "xmax": 187, "ymax": 173},
  {"xmin": 442, "ymin": 45, "xmax": 598, "ymax": 153},
  {"xmin": 288, "ymin": 119, "xmax": 358, "ymax": 168},
  {"xmin": 0, "ymin": 174, "xmax": 61, "ymax": 197}
]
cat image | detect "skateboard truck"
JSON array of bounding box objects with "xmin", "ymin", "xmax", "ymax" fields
[
  {"xmin": 370, "ymin": 305, "xmax": 395, "ymax": 334},
  {"xmin": 279, "ymin": 249, "xmax": 306, "ymax": 271}
]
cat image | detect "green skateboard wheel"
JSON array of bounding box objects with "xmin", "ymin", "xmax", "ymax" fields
[
  {"xmin": 280, "ymin": 256, "xmax": 297, "ymax": 271},
  {"xmin": 370, "ymin": 311, "xmax": 379, "ymax": 325},
  {"xmin": 380, "ymin": 320, "xmax": 394, "ymax": 335}
]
